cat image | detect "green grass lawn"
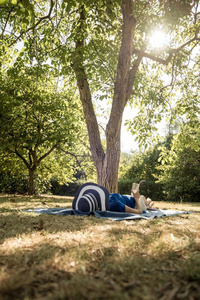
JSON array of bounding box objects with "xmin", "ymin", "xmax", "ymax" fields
[{"xmin": 0, "ymin": 194, "xmax": 200, "ymax": 300}]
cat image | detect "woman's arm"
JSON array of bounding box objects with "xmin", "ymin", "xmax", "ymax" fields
[
  {"xmin": 125, "ymin": 188, "xmax": 142, "ymax": 214},
  {"xmin": 125, "ymin": 205, "xmax": 142, "ymax": 214}
]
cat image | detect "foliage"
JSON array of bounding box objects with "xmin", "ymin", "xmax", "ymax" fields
[
  {"xmin": 157, "ymin": 121, "xmax": 200, "ymax": 202},
  {"xmin": 0, "ymin": 61, "xmax": 87, "ymax": 194},
  {"xmin": 124, "ymin": 0, "xmax": 200, "ymax": 148},
  {"xmin": 125, "ymin": 47, "xmax": 200, "ymax": 147},
  {"xmin": 50, "ymin": 172, "xmax": 86, "ymax": 196},
  {"xmin": 0, "ymin": 172, "xmax": 28, "ymax": 194},
  {"xmin": 0, "ymin": 0, "xmax": 199, "ymax": 191},
  {"xmin": 118, "ymin": 152, "xmax": 135, "ymax": 179},
  {"xmin": 119, "ymin": 121, "xmax": 200, "ymax": 203},
  {"xmin": 0, "ymin": 147, "xmax": 94, "ymax": 195},
  {"xmin": 0, "ymin": 171, "xmax": 52, "ymax": 194},
  {"xmin": 118, "ymin": 146, "xmax": 164, "ymax": 200}
]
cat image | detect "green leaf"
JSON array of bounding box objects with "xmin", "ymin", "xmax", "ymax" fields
[{"xmin": 0, "ymin": 0, "xmax": 8, "ymax": 5}]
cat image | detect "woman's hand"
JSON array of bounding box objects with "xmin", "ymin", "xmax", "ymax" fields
[
  {"xmin": 131, "ymin": 179, "xmax": 145, "ymax": 200},
  {"xmin": 131, "ymin": 188, "xmax": 140, "ymax": 200}
]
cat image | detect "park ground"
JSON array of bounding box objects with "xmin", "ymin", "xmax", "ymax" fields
[{"xmin": 0, "ymin": 194, "xmax": 200, "ymax": 300}]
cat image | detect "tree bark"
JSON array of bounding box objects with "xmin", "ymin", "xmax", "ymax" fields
[
  {"xmin": 73, "ymin": 0, "xmax": 138, "ymax": 193},
  {"xmin": 28, "ymin": 168, "xmax": 36, "ymax": 195},
  {"xmin": 15, "ymin": 144, "xmax": 58, "ymax": 195},
  {"xmin": 103, "ymin": 0, "xmax": 137, "ymax": 192}
]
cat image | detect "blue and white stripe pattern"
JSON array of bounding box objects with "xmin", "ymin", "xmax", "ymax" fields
[
  {"xmin": 77, "ymin": 193, "xmax": 98, "ymax": 211},
  {"xmin": 73, "ymin": 183, "xmax": 110, "ymax": 212}
]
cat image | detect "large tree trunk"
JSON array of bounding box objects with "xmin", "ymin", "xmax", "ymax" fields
[
  {"xmin": 102, "ymin": 0, "xmax": 136, "ymax": 191},
  {"xmin": 73, "ymin": 0, "xmax": 138, "ymax": 193},
  {"xmin": 28, "ymin": 168, "xmax": 36, "ymax": 195},
  {"xmin": 98, "ymin": 133, "xmax": 121, "ymax": 192}
]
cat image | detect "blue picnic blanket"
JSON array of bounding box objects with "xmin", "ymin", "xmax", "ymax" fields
[{"xmin": 25, "ymin": 207, "xmax": 194, "ymax": 221}]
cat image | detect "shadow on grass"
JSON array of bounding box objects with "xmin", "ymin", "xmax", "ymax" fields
[
  {"xmin": 1, "ymin": 195, "xmax": 200, "ymax": 299},
  {"xmin": 0, "ymin": 213, "xmax": 101, "ymax": 243},
  {"xmin": 0, "ymin": 194, "xmax": 73, "ymax": 204},
  {"xmin": 0, "ymin": 242, "xmax": 73, "ymax": 300},
  {"xmin": 0, "ymin": 198, "xmax": 200, "ymax": 300},
  {"xmin": 0, "ymin": 237, "xmax": 199, "ymax": 300},
  {"xmin": 1, "ymin": 207, "xmax": 200, "ymax": 244}
]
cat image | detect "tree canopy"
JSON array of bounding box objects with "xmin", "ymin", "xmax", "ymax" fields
[
  {"xmin": 0, "ymin": 60, "xmax": 86, "ymax": 194},
  {"xmin": 0, "ymin": 0, "xmax": 199, "ymax": 192}
]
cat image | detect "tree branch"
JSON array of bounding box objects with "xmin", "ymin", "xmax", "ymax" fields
[
  {"xmin": 175, "ymin": 36, "xmax": 200, "ymax": 51},
  {"xmin": 133, "ymin": 49, "xmax": 173, "ymax": 65},
  {"xmin": 37, "ymin": 143, "xmax": 58, "ymax": 164},
  {"xmin": 0, "ymin": 6, "xmax": 14, "ymax": 40},
  {"xmin": 30, "ymin": 149, "xmax": 37, "ymax": 166},
  {"xmin": 28, "ymin": 151, "xmax": 32, "ymax": 167},
  {"xmin": 72, "ymin": 5, "xmax": 105, "ymax": 164},
  {"xmin": 15, "ymin": 149, "xmax": 30, "ymax": 168},
  {"xmin": 8, "ymin": 0, "xmax": 54, "ymax": 47},
  {"xmin": 60, "ymin": 149, "xmax": 82, "ymax": 168},
  {"xmin": 133, "ymin": 36, "xmax": 200, "ymax": 65},
  {"xmin": 107, "ymin": 0, "xmax": 137, "ymax": 138},
  {"xmin": 159, "ymin": 51, "xmax": 177, "ymax": 93},
  {"xmin": 126, "ymin": 54, "xmax": 143, "ymax": 101}
]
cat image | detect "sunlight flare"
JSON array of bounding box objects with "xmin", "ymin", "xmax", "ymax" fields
[{"xmin": 148, "ymin": 29, "xmax": 169, "ymax": 49}]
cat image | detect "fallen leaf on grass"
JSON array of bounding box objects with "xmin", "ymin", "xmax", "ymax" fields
[
  {"xmin": 10, "ymin": 199, "xmax": 16, "ymax": 203},
  {"xmin": 159, "ymin": 284, "xmax": 180, "ymax": 300},
  {"xmin": 121, "ymin": 280, "xmax": 137, "ymax": 288},
  {"xmin": 0, "ymin": 222, "xmax": 6, "ymax": 228},
  {"xmin": 42, "ymin": 201, "xmax": 49, "ymax": 208},
  {"xmin": 177, "ymin": 282, "xmax": 199, "ymax": 299},
  {"xmin": 33, "ymin": 219, "xmax": 44, "ymax": 230}
]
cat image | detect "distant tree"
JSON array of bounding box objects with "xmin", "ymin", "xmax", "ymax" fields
[
  {"xmin": 0, "ymin": 63, "xmax": 85, "ymax": 194},
  {"xmin": 157, "ymin": 120, "xmax": 200, "ymax": 202}
]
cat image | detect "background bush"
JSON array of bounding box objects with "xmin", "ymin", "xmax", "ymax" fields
[{"xmin": 118, "ymin": 145, "xmax": 164, "ymax": 201}]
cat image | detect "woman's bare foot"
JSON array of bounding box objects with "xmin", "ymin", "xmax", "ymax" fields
[{"xmin": 146, "ymin": 198, "xmax": 154, "ymax": 209}]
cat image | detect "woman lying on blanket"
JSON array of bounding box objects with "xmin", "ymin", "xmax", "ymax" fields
[
  {"xmin": 72, "ymin": 180, "xmax": 154, "ymax": 214},
  {"xmin": 109, "ymin": 180, "xmax": 154, "ymax": 214}
]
